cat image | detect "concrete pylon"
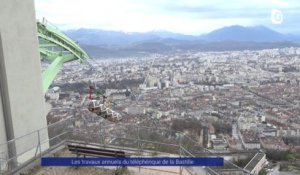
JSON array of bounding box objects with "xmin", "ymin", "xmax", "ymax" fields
[{"xmin": 0, "ymin": 0, "xmax": 49, "ymax": 170}]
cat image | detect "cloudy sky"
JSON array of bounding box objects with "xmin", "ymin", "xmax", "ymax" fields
[{"xmin": 35, "ymin": 0, "xmax": 300, "ymax": 35}]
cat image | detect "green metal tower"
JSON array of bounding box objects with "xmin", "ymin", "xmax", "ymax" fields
[{"xmin": 37, "ymin": 19, "xmax": 90, "ymax": 93}]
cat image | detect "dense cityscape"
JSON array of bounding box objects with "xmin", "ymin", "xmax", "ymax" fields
[{"xmin": 45, "ymin": 47, "xmax": 300, "ymax": 174}]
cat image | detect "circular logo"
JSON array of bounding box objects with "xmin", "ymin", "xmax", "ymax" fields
[{"xmin": 271, "ymin": 9, "xmax": 283, "ymax": 24}]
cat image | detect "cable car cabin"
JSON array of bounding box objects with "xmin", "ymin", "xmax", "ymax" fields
[
  {"xmin": 87, "ymin": 100, "xmax": 122, "ymax": 123},
  {"xmin": 101, "ymin": 108, "xmax": 122, "ymax": 122},
  {"xmin": 95, "ymin": 104, "xmax": 107, "ymax": 116},
  {"xmin": 112, "ymin": 112, "xmax": 122, "ymax": 122},
  {"xmin": 88, "ymin": 100, "xmax": 101, "ymax": 113}
]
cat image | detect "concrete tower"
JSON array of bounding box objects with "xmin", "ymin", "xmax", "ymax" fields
[{"xmin": 0, "ymin": 0, "xmax": 48, "ymax": 168}]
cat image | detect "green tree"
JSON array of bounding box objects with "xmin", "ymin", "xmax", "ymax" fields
[
  {"xmin": 258, "ymin": 168, "xmax": 267, "ymax": 175},
  {"xmin": 286, "ymin": 153, "xmax": 296, "ymax": 164}
]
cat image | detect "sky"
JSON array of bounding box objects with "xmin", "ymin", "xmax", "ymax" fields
[{"xmin": 35, "ymin": 0, "xmax": 300, "ymax": 35}]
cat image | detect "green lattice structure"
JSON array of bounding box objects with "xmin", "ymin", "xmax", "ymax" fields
[{"xmin": 37, "ymin": 19, "xmax": 90, "ymax": 93}]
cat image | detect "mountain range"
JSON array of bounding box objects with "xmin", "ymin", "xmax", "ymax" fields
[{"xmin": 65, "ymin": 25, "xmax": 300, "ymax": 58}]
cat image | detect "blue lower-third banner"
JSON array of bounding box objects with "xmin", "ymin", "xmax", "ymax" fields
[{"xmin": 41, "ymin": 157, "xmax": 224, "ymax": 166}]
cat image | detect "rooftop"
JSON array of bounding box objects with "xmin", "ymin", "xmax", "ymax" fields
[{"xmin": 244, "ymin": 153, "xmax": 266, "ymax": 172}]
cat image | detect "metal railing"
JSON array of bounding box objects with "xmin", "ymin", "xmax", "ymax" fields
[
  {"xmin": 0, "ymin": 117, "xmax": 251, "ymax": 175},
  {"xmin": 0, "ymin": 117, "xmax": 73, "ymax": 174}
]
